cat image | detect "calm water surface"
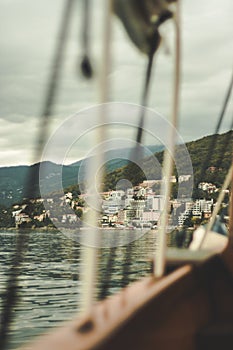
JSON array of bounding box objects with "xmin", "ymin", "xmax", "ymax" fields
[{"xmin": 0, "ymin": 229, "xmax": 157, "ymax": 349}]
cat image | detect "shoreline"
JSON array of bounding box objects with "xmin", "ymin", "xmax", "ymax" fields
[
  {"xmin": 0, "ymin": 226, "xmax": 158, "ymax": 233},
  {"xmin": 0, "ymin": 226, "xmax": 59, "ymax": 233}
]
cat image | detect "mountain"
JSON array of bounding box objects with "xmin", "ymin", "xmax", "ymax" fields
[
  {"xmin": 0, "ymin": 145, "xmax": 163, "ymax": 206},
  {"xmin": 0, "ymin": 132, "xmax": 231, "ymax": 207},
  {"xmin": 102, "ymin": 130, "xmax": 233, "ymax": 192},
  {"xmin": 70, "ymin": 145, "xmax": 164, "ymax": 172}
]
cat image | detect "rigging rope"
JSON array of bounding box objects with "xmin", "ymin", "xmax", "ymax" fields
[
  {"xmin": 121, "ymin": 8, "xmax": 174, "ymax": 286},
  {"xmin": 176, "ymin": 73, "xmax": 233, "ymax": 250},
  {"xmin": 0, "ymin": 1, "xmax": 74, "ymax": 348},
  {"xmin": 182, "ymin": 70, "xmax": 233, "ymax": 247},
  {"xmin": 80, "ymin": 0, "xmax": 93, "ymax": 78},
  {"xmin": 196, "ymin": 69, "xmax": 233, "ymax": 189},
  {"xmin": 121, "ymin": 234, "xmax": 135, "ymax": 288},
  {"xmin": 98, "ymin": 235, "xmax": 119, "ymax": 300},
  {"xmin": 197, "ymin": 164, "xmax": 233, "ymax": 249},
  {"xmin": 192, "ymin": 75, "xmax": 233, "ymax": 249},
  {"xmin": 119, "ymin": 50, "xmax": 156, "ymax": 288},
  {"xmin": 136, "ymin": 47, "xmax": 156, "ymax": 144},
  {"xmin": 113, "ymin": 2, "xmax": 179, "ymax": 285}
]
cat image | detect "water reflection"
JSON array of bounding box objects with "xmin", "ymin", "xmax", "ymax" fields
[{"xmin": 0, "ymin": 229, "xmax": 157, "ymax": 349}]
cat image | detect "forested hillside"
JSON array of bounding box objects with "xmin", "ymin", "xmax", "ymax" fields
[
  {"xmin": 102, "ymin": 131, "xmax": 232, "ymax": 192},
  {"xmin": 0, "ymin": 131, "xmax": 231, "ymax": 206}
]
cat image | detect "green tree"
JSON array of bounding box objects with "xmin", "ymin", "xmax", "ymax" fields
[{"xmin": 76, "ymin": 208, "xmax": 83, "ymax": 219}]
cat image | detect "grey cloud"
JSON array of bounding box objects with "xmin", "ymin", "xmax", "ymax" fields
[{"xmin": 0, "ymin": 0, "xmax": 232, "ymax": 166}]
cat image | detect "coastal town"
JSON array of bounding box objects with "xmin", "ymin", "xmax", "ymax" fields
[
  {"xmin": 0, "ymin": 131, "xmax": 231, "ymax": 232},
  {"xmin": 3, "ymin": 175, "xmax": 229, "ymax": 231}
]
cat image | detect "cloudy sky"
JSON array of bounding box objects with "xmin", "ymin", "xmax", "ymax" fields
[{"xmin": 0, "ymin": 0, "xmax": 232, "ymax": 166}]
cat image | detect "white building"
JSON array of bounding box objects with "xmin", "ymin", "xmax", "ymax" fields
[
  {"xmin": 178, "ymin": 175, "xmax": 192, "ymax": 183},
  {"xmin": 141, "ymin": 180, "xmax": 159, "ymax": 188},
  {"xmin": 118, "ymin": 208, "xmax": 136, "ymax": 223},
  {"xmin": 12, "ymin": 210, "xmax": 31, "ymax": 227},
  {"xmin": 61, "ymin": 214, "xmax": 77, "ymax": 223},
  {"xmin": 198, "ymin": 182, "xmax": 217, "ymax": 193},
  {"xmin": 125, "ymin": 188, "xmax": 134, "ymax": 207},
  {"xmin": 146, "ymin": 195, "xmax": 165, "ymax": 211},
  {"xmin": 142, "ymin": 211, "xmax": 161, "ymax": 222},
  {"xmin": 102, "ymin": 190, "xmax": 125, "ymax": 215},
  {"xmin": 108, "ymin": 190, "xmax": 125, "ymax": 200},
  {"xmin": 178, "ymin": 199, "xmax": 213, "ymax": 227},
  {"xmin": 130, "ymin": 200, "xmax": 146, "ymax": 219}
]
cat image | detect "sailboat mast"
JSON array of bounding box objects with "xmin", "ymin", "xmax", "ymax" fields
[
  {"xmin": 154, "ymin": 0, "xmax": 181, "ymax": 278},
  {"xmin": 80, "ymin": 0, "xmax": 112, "ymax": 313}
]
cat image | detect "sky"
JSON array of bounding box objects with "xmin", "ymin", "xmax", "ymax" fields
[{"xmin": 0, "ymin": 0, "xmax": 232, "ymax": 166}]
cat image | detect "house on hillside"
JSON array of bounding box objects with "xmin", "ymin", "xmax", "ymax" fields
[{"xmin": 12, "ymin": 209, "xmax": 31, "ymax": 228}]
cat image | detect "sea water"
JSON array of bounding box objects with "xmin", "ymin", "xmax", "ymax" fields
[{"xmin": 0, "ymin": 229, "xmax": 157, "ymax": 349}]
